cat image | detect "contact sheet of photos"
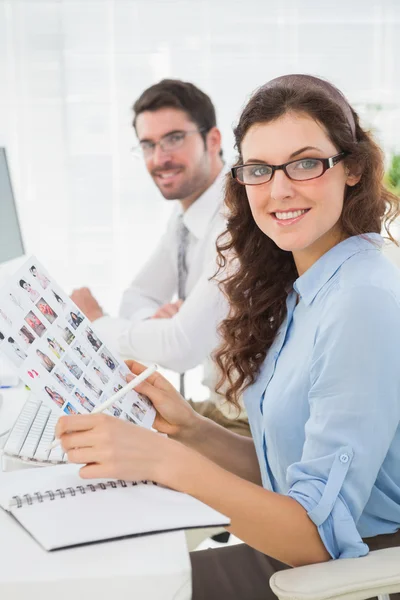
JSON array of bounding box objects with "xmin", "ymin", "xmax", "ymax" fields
[{"xmin": 0, "ymin": 257, "xmax": 156, "ymax": 427}]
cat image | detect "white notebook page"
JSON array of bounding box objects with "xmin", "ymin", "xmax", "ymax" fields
[{"xmin": 0, "ymin": 464, "xmax": 230, "ymax": 551}]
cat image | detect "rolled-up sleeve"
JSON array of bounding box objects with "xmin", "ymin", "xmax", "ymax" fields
[{"xmin": 287, "ymin": 285, "xmax": 400, "ymax": 559}]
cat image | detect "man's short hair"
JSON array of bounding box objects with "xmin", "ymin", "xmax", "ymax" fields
[{"xmin": 132, "ymin": 79, "xmax": 218, "ymax": 144}]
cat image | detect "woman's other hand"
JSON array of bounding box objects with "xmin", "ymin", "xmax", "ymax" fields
[{"xmin": 125, "ymin": 359, "xmax": 200, "ymax": 441}]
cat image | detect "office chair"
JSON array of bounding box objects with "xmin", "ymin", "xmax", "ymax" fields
[{"xmin": 270, "ymin": 546, "xmax": 400, "ymax": 600}]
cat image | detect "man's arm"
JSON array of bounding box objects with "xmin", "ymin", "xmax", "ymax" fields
[
  {"xmin": 96, "ymin": 264, "xmax": 228, "ymax": 370},
  {"xmin": 73, "ymin": 213, "xmax": 179, "ymax": 329}
]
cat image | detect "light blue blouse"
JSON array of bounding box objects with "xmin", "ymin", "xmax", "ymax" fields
[{"xmin": 244, "ymin": 234, "xmax": 400, "ymax": 559}]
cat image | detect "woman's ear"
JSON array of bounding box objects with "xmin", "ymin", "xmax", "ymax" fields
[{"xmin": 345, "ymin": 164, "xmax": 362, "ymax": 187}]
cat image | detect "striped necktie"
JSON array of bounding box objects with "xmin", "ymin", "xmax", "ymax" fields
[{"xmin": 177, "ymin": 215, "xmax": 189, "ymax": 396}]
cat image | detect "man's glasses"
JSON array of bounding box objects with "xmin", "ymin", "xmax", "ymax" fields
[
  {"xmin": 132, "ymin": 129, "xmax": 206, "ymax": 159},
  {"xmin": 231, "ymin": 152, "xmax": 348, "ymax": 185}
]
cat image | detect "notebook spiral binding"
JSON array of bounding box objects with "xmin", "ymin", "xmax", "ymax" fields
[{"xmin": 10, "ymin": 479, "xmax": 154, "ymax": 509}]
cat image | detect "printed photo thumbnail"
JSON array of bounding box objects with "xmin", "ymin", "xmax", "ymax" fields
[
  {"xmin": 62, "ymin": 355, "xmax": 83, "ymax": 380},
  {"xmin": 19, "ymin": 279, "xmax": 40, "ymax": 303},
  {"xmin": 109, "ymin": 403, "xmax": 123, "ymax": 418},
  {"xmin": 64, "ymin": 402, "xmax": 78, "ymax": 415},
  {"xmin": 46, "ymin": 336, "xmax": 65, "ymax": 359},
  {"xmin": 82, "ymin": 375, "xmax": 102, "ymax": 399},
  {"xmin": 25, "ymin": 311, "xmax": 46, "ymax": 337},
  {"xmin": 0, "ymin": 333, "xmax": 27, "ymax": 367},
  {"xmin": 84, "ymin": 326, "xmax": 102, "ymax": 352},
  {"xmin": 124, "ymin": 413, "xmax": 136, "ymax": 425},
  {"xmin": 68, "ymin": 310, "xmax": 84, "ymax": 330},
  {"xmin": 74, "ymin": 388, "xmax": 96, "ymax": 413},
  {"xmin": 36, "ymin": 349, "xmax": 55, "ymax": 373},
  {"xmin": 103, "ymin": 399, "xmax": 123, "ymax": 418},
  {"xmin": 29, "ymin": 264, "xmax": 50, "ymax": 289},
  {"xmin": 71, "ymin": 340, "xmax": 91, "ymax": 366},
  {"xmin": 55, "ymin": 323, "xmax": 75, "ymax": 346},
  {"xmin": 0, "ymin": 308, "xmax": 12, "ymax": 327},
  {"xmin": 18, "ymin": 325, "xmax": 36, "ymax": 349},
  {"xmin": 137, "ymin": 392, "xmax": 153, "ymax": 409},
  {"xmin": 91, "ymin": 362, "xmax": 109, "ymax": 385},
  {"xmin": 99, "ymin": 347, "xmax": 119, "ymax": 372},
  {"xmin": 51, "ymin": 289, "xmax": 67, "ymax": 311},
  {"xmin": 36, "ymin": 298, "xmax": 58, "ymax": 324},
  {"xmin": 118, "ymin": 369, "xmax": 130, "ymax": 383},
  {"xmin": 130, "ymin": 400, "xmax": 146, "ymax": 423},
  {"xmin": 53, "ymin": 367, "xmax": 75, "ymax": 393},
  {"xmin": 9, "ymin": 291, "xmax": 26, "ymax": 312},
  {"xmin": 43, "ymin": 385, "xmax": 65, "ymax": 409}
]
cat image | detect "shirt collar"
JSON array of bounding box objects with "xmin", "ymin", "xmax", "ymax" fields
[
  {"xmin": 293, "ymin": 233, "xmax": 383, "ymax": 306},
  {"xmin": 180, "ymin": 167, "xmax": 226, "ymax": 240}
]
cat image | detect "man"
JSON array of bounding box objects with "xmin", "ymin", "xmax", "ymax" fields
[{"xmin": 72, "ymin": 79, "xmax": 249, "ymax": 436}]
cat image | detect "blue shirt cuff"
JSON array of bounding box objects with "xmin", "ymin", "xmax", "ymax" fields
[{"xmin": 288, "ymin": 480, "xmax": 369, "ymax": 559}]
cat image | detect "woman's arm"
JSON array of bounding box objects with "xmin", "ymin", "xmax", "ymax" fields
[
  {"xmin": 58, "ymin": 414, "xmax": 329, "ymax": 568},
  {"xmin": 174, "ymin": 412, "xmax": 262, "ymax": 485},
  {"xmin": 167, "ymin": 442, "xmax": 330, "ymax": 567},
  {"xmin": 125, "ymin": 360, "xmax": 262, "ymax": 484}
]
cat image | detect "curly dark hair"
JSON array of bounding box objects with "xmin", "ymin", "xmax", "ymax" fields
[{"xmin": 214, "ymin": 74, "xmax": 400, "ymax": 408}]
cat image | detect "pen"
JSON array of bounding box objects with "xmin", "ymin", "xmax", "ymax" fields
[{"xmin": 47, "ymin": 363, "xmax": 158, "ymax": 451}]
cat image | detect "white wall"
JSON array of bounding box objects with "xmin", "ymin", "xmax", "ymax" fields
[{"xmin": 1, "ymin": 0, "xmax": 400, "ymax": 312}]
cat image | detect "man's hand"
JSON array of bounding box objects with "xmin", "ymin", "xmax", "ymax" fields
[
  {"xmin": 151, "ymin": 299, "xmax": 183, "ymax": 319},
  {"xmin": 70, "ymin": 287, "xmax": 104, "ymax": 322}
]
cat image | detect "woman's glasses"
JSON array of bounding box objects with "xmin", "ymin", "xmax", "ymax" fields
[{"xmin": 231, "ymin": 152, "xmax": 348, "ymax": 185}]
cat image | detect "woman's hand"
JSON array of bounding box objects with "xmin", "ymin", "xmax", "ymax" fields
[
  {"xmin": 56, "ymin": 413, "xmax": 185, "ymax": 485},
  {"xmin": 125, "ymin": 360, "xmax": 200, "ymax": 441}
]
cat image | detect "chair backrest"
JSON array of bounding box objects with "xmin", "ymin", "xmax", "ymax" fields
[{"xmin": 270, "ymin": 547, "xmax": 400, "ymax": 600}]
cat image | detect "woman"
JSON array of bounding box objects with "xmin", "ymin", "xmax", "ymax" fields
[
  {"xmin": 7, "ymin": 337, "xmax": 27, "ymax": 361},
  {"xmin": 47, "ymin": 337, "xmax": 64, "ymax": 359},
  {"xmin": 52, "ymin": 289, "xmax": 66, "ymax": 308},
  {"xmin": 70, "ymin": 311, "xmax": 83, "ymax": 330},
  {"xmin": 29, "ymin": 265, "xmax": 50, "ymax": 289},
  {"xmin": 36, "ymin": 349, "xmax": 55, "ymax": 372},
  {"xmin": 101, "ymin": 352, "xmax": 116, "ymax": 370},
  {"xmin": 19, "ymin": 326, "xmax": 35, "ymax": 346},
  {"xmin": 19, "ymin": 279, "xmax": 40, "ymax": 302},
  {"xmin": 37, "ymin": 301, "xmax": 57, "ymax": 323},
  {"xmin": 63, "ymin": 359, "xmax": 82, "ymax": 379},
  {"xmin": 74, "ymin": 390, "xmax": 95, "ymax": 413},
  {"xmin": 55, "ymin": 75, "xmax": 400, "ymax": 599},
  {"xmin": 82, "ymin": 376, "xmax": 102, "ymax": 399},
  {"xmin": 44, "ymin": 385, "xmax": 64, "ymax": 408},
  {"xmin": 93, "ymin": 365, "xmax": 108, "ymax": 385}
]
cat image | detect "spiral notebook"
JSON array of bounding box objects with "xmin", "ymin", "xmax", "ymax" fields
[{"xmin": 0, "ymin": 463, "xmax": 230, "ymax": 551}]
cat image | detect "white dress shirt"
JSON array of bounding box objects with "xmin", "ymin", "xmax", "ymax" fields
[{"xmin": 94, "ymin": 169, "xmax": 235, "ymax": 410}]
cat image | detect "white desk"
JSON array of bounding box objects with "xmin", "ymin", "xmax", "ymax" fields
[{"xmin": 0, "ymin": 387, "xmax": 192, "ymax": 600}]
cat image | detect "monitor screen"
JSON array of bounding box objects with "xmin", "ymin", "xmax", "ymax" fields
[{"xmin": 0, "ymin": 148, "xmax": 24, "ymax": 264}]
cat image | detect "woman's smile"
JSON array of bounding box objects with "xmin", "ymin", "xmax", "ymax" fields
[{"xmin": 271, "ymin": 208, "xmax": 311, "ymax": 226}]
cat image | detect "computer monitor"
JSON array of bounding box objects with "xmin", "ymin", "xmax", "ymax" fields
[
  {"xmin": 0, "ymin": 148, "xmax": 24, "ymax": 266},
  {"xmin": 0, "ymin": 148, "xmax": 24, "ymax": 398}
]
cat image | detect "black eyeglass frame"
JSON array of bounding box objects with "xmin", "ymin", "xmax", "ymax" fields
[
  {"xmin": 132, "ymin": 128, "xmax": 208, "ymax": 157},
  {"xmin": 231, "ymin": 152, "xmax": 348, "ymax": 185}
]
